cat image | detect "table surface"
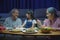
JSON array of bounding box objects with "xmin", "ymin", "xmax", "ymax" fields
[{"xmin": 0, "ymin": 30, "xmax": 60, "ymax": 36}]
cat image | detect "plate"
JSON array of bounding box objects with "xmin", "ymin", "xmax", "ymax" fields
[
  {"xmin": 22, "ymin": 30, "xmax": 38, "ymax": 34},
  {"xmin": 9, "ymin": 29, "xmax": 21, "ymax": 32}
]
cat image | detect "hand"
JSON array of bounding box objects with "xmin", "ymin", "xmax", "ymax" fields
[{"xmin": 36, "ymin": 19, "xmax": 42, "ymax": 26}]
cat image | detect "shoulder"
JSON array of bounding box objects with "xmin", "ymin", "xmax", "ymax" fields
[
  {"xmin": 32, "ymin": 19, "xmax": 36, "ymax": 22},
  {"xmin": 24, "ymin": 19, "xmax": 27, "ymax": 22},
  {"xmin": 24, "ymin": 19, "xmax": 27, "ymax": 21},
  {"xmin": 5, "ymin": 17, "xmax": 11, "ymax": 20},
  {"xmin": 32, "ymin": 19, "xmax": 37, "ymax": 24}
]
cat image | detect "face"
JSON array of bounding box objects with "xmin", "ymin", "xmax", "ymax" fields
[
  {"xmin": 12, "ymin": 10, "xmax": 19, "ymax": 19},
  {"xmin": 26, "ymin": 13, "xmax": 31, "ymax": 19},
  {"xmin": 46, "ymin": 10, "xmax": 54, "ymax": 20}
]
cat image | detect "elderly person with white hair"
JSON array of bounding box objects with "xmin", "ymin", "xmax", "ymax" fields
[
  {"xmin": 3, "ymin": 9, "xmax": 22, "ymax": 40},
  {"xmin": 4, "ymin": 8, "xmax": 22, "ymax": 28}
]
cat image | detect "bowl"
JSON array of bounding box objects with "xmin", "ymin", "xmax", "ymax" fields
[{"xmin": 40, "ymin": 27, "xmax": 52, "ymax": 33}]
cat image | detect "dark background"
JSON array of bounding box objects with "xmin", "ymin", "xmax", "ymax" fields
[{"xmin": 0, "ymin": 0, "xmax": 60, "ymax": 13}]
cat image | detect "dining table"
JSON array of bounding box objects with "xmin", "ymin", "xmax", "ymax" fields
[{"xmin": 0, "ymin": 28, "xmax": 60, "ymax": 40}]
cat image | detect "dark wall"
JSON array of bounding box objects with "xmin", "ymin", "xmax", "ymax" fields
[{"xmin": 0, "ymin": 0, "xmax": 59, "ymax": 13}]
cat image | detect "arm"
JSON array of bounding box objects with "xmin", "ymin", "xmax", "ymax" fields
[
  {"xmin": 3, "ymin": 18, "xmax": 9, "ymax": 27},
  {"xmin": 58, "ymin": 18, "xmax": 60, "ymax": 27},
  {"xmin": 22, "ymin": 20, "xmax": 26, "ymax": 28},
  {"xmin": 17, "ymin": 19, "xmax": 22, "ymax": 27},
  {"xmin": 42, "ymin": 19, "xmax": 51, "ymax": 28},
  {"xmin": 31, "ymin": 20, "xmax": 37, "ymax": 28},
  {"xmin": 43, "ymin": 19, "xmax": 49, "ymax": 27},
  {"xmin": 56, "ymin": 18, "xmax": 60, "ymax": 28},
  {"xmin": 36, "ymin": 19, "xmax": 42, "ymax": 27}
]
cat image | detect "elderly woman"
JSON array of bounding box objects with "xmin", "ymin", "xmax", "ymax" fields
[
  {"xmin": 42, "ymin": 7, "xmax": 60, "ymax": 40},
  {"xmin": 36, "ymin": 7, "xmax": 60, "ymax": 40},
  {"xmin": 43, "ymin": 7, "xmax": 60, "ymax": 28}
]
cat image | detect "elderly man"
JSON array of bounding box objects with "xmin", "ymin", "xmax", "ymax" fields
[
  {"xmin": 3, "ymin": 9, "xmax": 22, "ymax": 40},
  {"xmin": 4, "ymin": 9, "xmax": 22, "ymax": 28}
]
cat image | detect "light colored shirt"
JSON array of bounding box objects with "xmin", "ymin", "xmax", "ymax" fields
[
  {"xmin": 4, "ymin": 17, "xmax": 22, "ymax": 27},
  {"xmin": 23, "ymin": 19, "xmax": 37, "ymax": 28},
  {"xmin": 24, "ymin": 19, "xmax": 37, "ymax": 25},
  {"xmin": 43, "ymin": 18, "xmax": 60, "ymax": 28}
]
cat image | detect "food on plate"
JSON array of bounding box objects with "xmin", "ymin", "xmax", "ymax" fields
[
  {"xmin": 9, "ymin": 29, "xmax": 20, "ymax": 32},
  {"xmin": 26, "ymin": 29, "xmax": 34, "ymax": 32},
  {"xmin": 41, "ymin": 27, "xmax": 52, "ymax": 33}
]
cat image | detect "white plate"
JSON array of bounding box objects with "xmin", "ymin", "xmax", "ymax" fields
[{"xmin": 22, "ymin": 29, "xmax": 38, "ymax": 34}]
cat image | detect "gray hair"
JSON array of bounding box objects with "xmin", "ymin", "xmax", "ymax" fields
[
  {"xmin": 9, "ymin": 8, "xmax": 19, "ymax": 16},
  {"xmin": 47, "ymin": 7, "xmax": 58, "ymax": 18}
]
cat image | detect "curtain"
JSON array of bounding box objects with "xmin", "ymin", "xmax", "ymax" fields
[{"xmin": 0, "ymin": 0, "xmax": 59, "ymax": 13}]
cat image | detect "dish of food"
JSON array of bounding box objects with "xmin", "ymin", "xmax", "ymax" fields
[
  {"xmin": 40, "ymin": 27, "xmax": 52, "ymax": 33},
  {"xmin": 22, "ymin": 28, "xmax": 38, "ymax": 34},
  {"xmin": 9, "ymin": 29, "xmax": 21, "ymax": 32}
]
